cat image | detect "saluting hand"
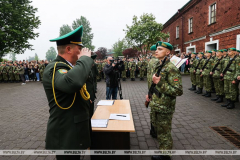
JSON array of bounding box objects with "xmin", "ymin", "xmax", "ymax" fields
[
  {"xmin": 78, "ymin": 47, "xmax": 91, "ymax": 59},
  {"xmin": 152, "ymin": 74, "xmax": 161, "ymax": 84}
]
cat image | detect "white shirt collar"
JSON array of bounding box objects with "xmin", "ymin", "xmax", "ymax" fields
[{"xmin": 66, "ymin": 60, "xmax": 74, "ymax": 68}]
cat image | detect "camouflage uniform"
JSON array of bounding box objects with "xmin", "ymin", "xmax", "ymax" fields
[
  {"xmin": 129, "ymin": 61, "xmax": 136, "ymax": 80},
  {"xmin": 8, "ymin": 64, "xmax": 15, "ymax": 82},
  {"xmin": 102, "ymin": 61, "xmax": 106, "ymax": 79},
  {"xmin": 137, "ymin": 61, "xmax": 145, "ymax": 80},
  {"xmin": 97, "ymin": 62, "xmax": 102, "ymax": 81},
  {"xmin": 201, "ymin": 57, "xmax": 214, "ymax": 95},
  {"xmin": 0, "ymin": 64, "xmax": 3, "ymax": 82},
  {"xmin": 189, "ymin": 58, "xmax": 197, "ymax": 90},
  {"xmin": 149, "ymin": 59, "xmax": 183, "ymax": 150},
  {"xmin": 195, "ymin": 58, "xmax": 204, "ymax": 93},
  {"xmin": 2, "ymin": 65, "xmax": 8, "ymax": 82},
  {"xmin": 122, "ymin": 60, "xmax": 128, "ymax": 80},
  {"xmin": 39, "ymin": 63, "xmax": 45, "ymax": 81},
  {"xmin": 13, "ymin": 65, "xmax": 20, "ymax": 82},
  {"xmin": 211, "ymin": 57, "xmax": 224, "ymax": 102},
  {"xmin": 147, "ymin": 57, "xmax": 159, "ymax": 89}
]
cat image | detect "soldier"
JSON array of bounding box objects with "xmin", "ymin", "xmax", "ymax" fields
[
  {"xmin": 39, "ymin": 60, "xmax": 45, "ymax": 81},
  {"xmin": 102, "ymin": 59, "xmax": 106, "ymax": 79},
  {"xmin": 13, "ymin": 63, "xmax": 20, "ymax": 82},
  {"xmin": 0, "ymin": 62, "xmax": 3, "ymax": 83},
  {"xmin": 194, "ymin": 52, "xmax": 205, "ymax": 94},
  {"xmin": 137, "ymin": 58, "xmax": 145, "ymax": 81},
  {"xmin": 18, "ymin": 64, "xmax": 26, "ymax": 85},
  {"xmin": 146, "ymin": 41, "xmax": 183, "ymax": 160},
  {"xmin": 220, "ymin": 48, "xmax": 239, "ymax": 109},
  {"xmin": 201, "ymin": 51, "xmax": 214, "ymax": 97},
  {"xmin": 188, "ymin": 52, "xmax": 198, "ymax": 91},
  {"xmin": 129, "ymin": 58, "xmax": 136, "ymax": 81},
  {"xmin": 97, "ymin": 60, "xmax": 102, "ymax": 82},
  {"xmin": 210, "ymin": 50, "xmax": 224, "ymax": 102},
  {"xmin": 2, "ymin": 63, "xmax": 8, "ymax": 83},
  {"xmin": 147, "ymin": 44, "xmax": 158, "ymax": 138},
  {"xmin": 122, "ymin": 58, "xmax": 128, "ymax": 81},
  {"xmin": 43, "ymin": 26, "xmax": 93, "ymax": 160},
  {"xmin": 8, "ymin": 63, "xmax": 15, "ymax": 83}
]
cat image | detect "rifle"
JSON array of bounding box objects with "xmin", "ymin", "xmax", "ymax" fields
[
  {"xmin": 211, "ymin": 56, "xmax": 223, "ymax": 73},
  {"xmin": 220, "ymin": 55, "xmax": 237, "ymax": 80},
  {"xmin": 200, "ymin": 56, "xmax": 212, "ymax": 76},
  {"xmin": 194, "ymin": 59, "xmax": 202, "ymax": 74},
  {"xmin": 145, "ymin": 57, "xmax": 167, "ymax": 108}
]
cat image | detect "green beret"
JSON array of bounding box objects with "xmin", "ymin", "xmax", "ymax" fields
[
  {"xmin": 237, "ymin": 50, "xmax": 240, "ymax": 53},
  {"xmin": 222, "ymin": 49, "xmax": 228, "ymax": 52},
  {"xmin": 150, "ymin": 45, "xmax": 157, "ymax": 51},
  {"xmin": 228, "ymin": 48, "xmax": 237, "ymax": 51},
  {"xmin": 198, "ymin": 52, "xmax": 204, "ymax": 55},
  {"xmin": 156, "ymin": 41, "xmax": 173, "ymax": 51},
  {"xmin": 192, "ymin": 52, "xmax": 197, "ymax": 55},
  {"xmin": 212, "ymin": 49, "xmax": 217, "ymax": 52},
  {"xmin": 217, "ymin": 50, "xmax": 223, "ymax": 53},
  {"xmin": 50, "ymin": 26, "xmax": 83, "ymax": 46},
  {"xmin": 206, "ymin": 51, "xmax": 212, "ymax": 54}
]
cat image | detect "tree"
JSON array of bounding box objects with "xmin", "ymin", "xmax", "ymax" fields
[
  {"xmin": 97, "ymin": 47, "xmax": 107, "ymax": 59},
  {"xmin": 34, "ymin": 53, "xmax": 39, "ymax": 60},
  {"xmin": 28, "ymin": 56, "xmax": 35, "ymax": 62},
  {"xmin": 9, "ymin": 52, "xmax": 17, "ymax": 61},
  {"xmin": 45, "ymin": 47, "xmax": 57, "ymax": 61},
  {"xmin": 59, "ymin": 24, "xmax": 72, "ymax": 36},
  {"xmin": 112, "ymin": 38, "xmax": 131, "ymax": 58},
  {"xmin": 122, "ymin": 48, "xmax": 138, "ymax": 58},
  {"xmin": 95, "ymin": 50, "xmax": 103, "ymax": 60},
  {"xmin": 124, "ymin": 13, "xmax": 169, "ymax": 55},
  {"xmin": 0, "ymin": 0, "xmax": 41, "ymax": 58},
  {"xmin": 72, "ymin": 16, "xmax": 95, "ymax": 50}
]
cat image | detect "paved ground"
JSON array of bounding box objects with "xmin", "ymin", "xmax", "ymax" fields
[{"xmin": 0, "ymin": 75, "xmax": 240, "ymax": 160}]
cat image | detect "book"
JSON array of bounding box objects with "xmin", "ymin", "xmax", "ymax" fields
[{"xmin": 170, "ymin": 55, "xmax": 188, "ymax": 68}]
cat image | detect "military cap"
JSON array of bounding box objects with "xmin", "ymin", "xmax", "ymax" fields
[
  {"xmin": 206, "ymin": 51, "xmax": 212, "ymax": 54},
  {"xmin": 192, "ymin": 52, "xmax": 197, "ymax": 55},
  {"xmin": 217, "ymin": 50, "xmax": 223, "ymax": 53},
  {"xmin": 228, "ymin": 48, "xmax": 237, "ymax": 51},
  {"xmin": 212, "ymin": 49, "xmax": 217, "ymax": 52},
  {"xmin": 222, "ymin": 49, "xmax": 228, "ymax": 52},
  {"xmin": 150, "ymin": 45, "xmax": 157, "ymax": 51},
  {"xmin": 50, "ymin": 25, "xmax": 83, "ymax": 46},
  {"xmin": 237, "ymin": 50, "xmax": 240, "ymax": 53},
  {"xmin": 156, "ymin": 41, "xmax": 173, "ymax": 51},
  {"xmin": 198, "ymin": 52, "xmax": 204, "ymax": 55}
]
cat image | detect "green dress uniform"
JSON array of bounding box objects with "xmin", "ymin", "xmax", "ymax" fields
[{"xmin": 43, "ymin": 26, "xmax": 94, "ymax": 157}]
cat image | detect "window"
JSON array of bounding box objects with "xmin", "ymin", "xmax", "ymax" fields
[
  {"xmin": 176, "ymin": 26, "xmax": 179, "ymax": 38},
  {"xmin": 189, "ymin": 18, "xmax": 193, "ymax": 33},
  {"xmin": 209, "ymin": 3, "xmax": 216, "ymax": 24}
]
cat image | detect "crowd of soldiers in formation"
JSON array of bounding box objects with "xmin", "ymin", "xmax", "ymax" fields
[
  {"xmin": 188, "ymin": 48, "xmax": 240, "ymax": 109},
  {"xmin": 95, "ymin": 57, "xmax": 150, "ymax": 81},
  {"xmin": 0, "ymin": 60, "xmax": 48, "ymax": 85}
]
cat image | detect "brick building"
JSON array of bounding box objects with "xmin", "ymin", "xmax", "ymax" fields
[{"xmin": 162, "ymin": 0, "xmax": 240, "ymax": 54}]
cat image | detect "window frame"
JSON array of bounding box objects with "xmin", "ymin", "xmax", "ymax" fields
[
  {"xmin": 209, "ymin": 3, "xmax": 217, "ymax": 24},
  {"xmin": 176, "ymin": 26, "xmax": 179, "ymax": 39},
  {"xmin": 188, "ymin": 17, "xmax": 193, "ymax": 33}
]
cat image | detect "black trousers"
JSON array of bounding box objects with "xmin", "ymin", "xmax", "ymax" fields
[{"xmin": 56, "ymin": 155, "xmax": 80, "ymax": 160}]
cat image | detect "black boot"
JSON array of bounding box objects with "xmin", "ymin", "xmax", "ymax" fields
[
  {"xmin": 197, "ymin": 88, "xmax": 203, "ymax": 94},
  {"xmin": 205, "ymin": 92, "xmax": 211, "ymax": 97},
  {"xmin": 191, "ymin": 85, "xmax": 196, "ymax": 91},
  {"xmin": 211, "ymin": 95, "xmax": 219, "ymax": 101},
  {"xmin": 131, "ymin": 78, "xmax": 133, "ymax": 81},
  {"xmin": 122, "ymin": 78, "xmax": 126, "ymax": 81},
  {"xmin": 194, "ymin": 88, "xmax": 199, "ymax": 93},
  {"xmin": 150, "ymin": 123, "xmax": 157, "ymax": 138},
  {"xmin": 216, "ymin": 95, "xmax": 223, "ymax": 103},
  {"xmin": 151, "ymin": 155, "xmax": 171, "ymax": 160},
  {"xmin": 221, "ymin": 99, "xmax": 230, "ymax": 107},
  {"xmin": 188, "ymin": 84, "xmax": 194, "ymax": 90},
  {"xmin": 227, "ymin": 100, "xmax": 235, "ymax": 109},
  {"xmin": 202, "ymin": 91, "xmax": 207, "ymax": 96},
  {"xmin": 212, "ymin": 88, "xmax": 216, "ymax": 93},
  {"xmin": 133, "ymin": 78, "xmax": 135, "ymax": 81}
]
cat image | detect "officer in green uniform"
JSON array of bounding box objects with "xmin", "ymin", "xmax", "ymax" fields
[
  {"xmin": 129, "ymin": 58, "xmax": 136, "ymax": 81},
  {"xmin": 188, "ymin": 52, "xmax": 198, "ymax": 91},
  {"xmin": 220, "ymin": 48, "xmax": 239, "ymax": 109},
  {"xmin": 147, "ymin": 44, "xmax": 158, "ymax": 138},
  {"xmin": 42, "ymin": 26, "xmax": 94, "ymax": 160},
  {"xmin": 201, "ymin": 51, "xmax": 213, "ymax": 97},
  {"xmin": 210, "ymin": 50, "xmax": 224, "ymax": 102},
  {"xmin": 195, "ymin": 52, "xmax": 205, "ymax": 94},
  {"xmin": 146, "ymin": 41, "xmax": 183, "ymax": 160}
]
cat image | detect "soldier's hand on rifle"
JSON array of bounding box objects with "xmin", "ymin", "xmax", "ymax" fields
[
  {"xmin": 220, "ymin": 73, "xmax": 223, "ymax": 77},
  {"xmin": 232, "ymin": 80, "xmax": 236, "ymax": 84},
  {"xmin": 200, "ymin": 74, "xmax": 203, "ymax": 77},
  {"xmin": 210, "ymin": 72, "xmax": 213, "ymax": 75},
  {"xmin": 152, "ymin": 74, "xmax": 161, "ymax": 84},
  {"xmin": 145, "ymin": 95, "xmax": 150, "ymax": 102},
  {"xmin": 200, "ymin": 69, "xmax": 202, "ymax": 72}
]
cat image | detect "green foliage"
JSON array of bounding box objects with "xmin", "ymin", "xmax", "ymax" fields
[
  {"xmin": 124, "ymin": 13, "xmax": 169, "ymax": 54},
  {"xmin": 0, "ymin": 0, "xmax": 41, "ymax": 57},
  {"xmin": 45, "ymin": 47, "xmax": 57, "ymax": 61},
  {"xmin": 112, "ymin": 39, "xmax": 131, "ymax": 58},
  {"xmin": 34, "ymin": 53, "xmax": 39, "ymax": 60},
  {"xmin": 59, "ymin": 16, "xmax": 95, "ymax": 50},
  {"xmin": 59, "ymin": 24, "xmax": 72, "ymax": 36},
  {"xmin": 9, "ymin": 52, "xmax": 17, "ymax": 61}
]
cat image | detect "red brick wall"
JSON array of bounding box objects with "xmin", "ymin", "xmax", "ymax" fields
[{"xmin": 162, "ymin": 0, "xmax": 240, "ymax": 53}]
